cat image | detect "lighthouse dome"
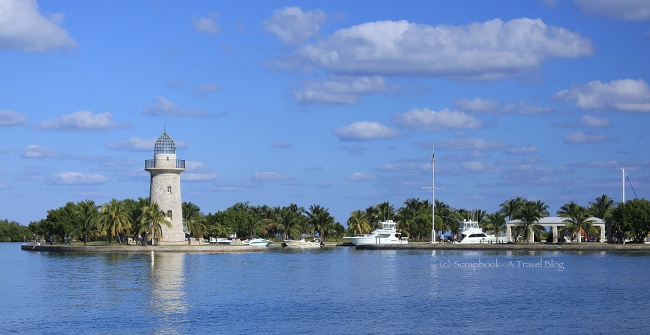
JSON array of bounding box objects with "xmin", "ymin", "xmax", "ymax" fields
[{"xmin": 154, "ymin": 132, "xmax": 176, "ymax": 154}]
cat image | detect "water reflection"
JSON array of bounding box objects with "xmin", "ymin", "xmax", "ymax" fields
[{"xmin": 148, "ymin": 253, "xmax": 188, "ymax": 334}]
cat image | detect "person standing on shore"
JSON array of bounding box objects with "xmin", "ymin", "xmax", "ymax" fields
[
  {"xmin": 49, "ymin": 236, "xmax": 53, "ymax": 245},
  {"xmin": 33, "ymin": 234, "xmax": 37, "ymax": 248}
]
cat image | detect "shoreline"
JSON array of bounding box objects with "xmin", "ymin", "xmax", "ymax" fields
[{"xmin": 20, "ymin": 242, "xmax": 650, "ymax": 253}]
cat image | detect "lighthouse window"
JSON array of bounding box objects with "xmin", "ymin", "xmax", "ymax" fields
[
  {"xmin": 167, "ymin": 210, "xmax": 172, "ymax": 219},
  {"xmin": 166, "ymin": 156, "xmax": 169, "ymax": 161},
  {"xmin": 167, "ymin": 186, "xmax": 171, "ymax": 194}
]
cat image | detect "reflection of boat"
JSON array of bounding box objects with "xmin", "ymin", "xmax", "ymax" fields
[
  {"xmin": 457, "ymin": 220, "xmax": 506, "ymax": 243},
  {"xmin": 343, "ymin": 220, "xmax": 408, "ymax": 245},
  {"xmin": 216, "ymin": 238, "xmax": 231, "ymax": 245},
  {"xmin": 282, "ymin": 238, "xmax": 321, "ymax": 248},
  {"xmin": 248, "ymin": 238, "xmax": 271, "ymax": 247}
]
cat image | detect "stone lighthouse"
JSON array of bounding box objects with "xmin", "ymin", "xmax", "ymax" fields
[{"xmin": 145, "ymin": 131, "xmax": 186, "ymax": 244}]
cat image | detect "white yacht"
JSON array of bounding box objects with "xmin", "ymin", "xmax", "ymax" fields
[
  {"xmin": 457, "ymin": 220, "xmax": 506, "ymax": 244},
  {"xmin": 344, "ymin": 220, "xmax": 408, "ymax": 245},
  {"xmin": 282, "ymin": 238, "xmax": 321, "ymax": 248},
  {"xmin": 248, "ymin": 238, "xmax": 271, "ymax": 247}
]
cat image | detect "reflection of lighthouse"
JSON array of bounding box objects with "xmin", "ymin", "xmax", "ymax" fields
[{"xmin": 145, "ymin": 131, "xmax": 185, "ymax": 244}]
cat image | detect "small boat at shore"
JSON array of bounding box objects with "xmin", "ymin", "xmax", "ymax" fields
[
  {"xmin": 248, "ymin": 238, "xmax": 272, "ymax": 247},
  {"xmin": 282, "ymin": 238, "xmax": 321, "ymax": 248},
  {"xmin": 457, "ymin": 220, "xmax": 507, "ymax": 244},
  {"xmin": 343, "ymin": 220, "xmax": 408, "ymax": 245}
]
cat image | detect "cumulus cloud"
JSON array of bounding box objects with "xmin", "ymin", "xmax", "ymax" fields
[
  {"xmin": 38, "ymin": 111, "xmax": 116, "ymax": 131},
  {"xmin": 0, "ymin": 0, "xmax": 76, "ymax": 52},
  {"xmin": 193, "ymin": 83, "xmax": 222, "ymax": 97},
  {"xmin": 252, "ymin": 172, "xmax": 291, "ymax": 182},
  {"xmin": 192, "ymin": 13, "xmax": 220, "ymax": 35},
  {"xmin": 0, "ymin": 110, "xmax": 27, "ymax": 126},
  {"xmin": 293, "ymin": 76, "xmax": 394, "ymax": 105},
  {"xmin": 454, "ymin": 98, "xmax": 554, "ymax": 114},
  {"xmin": 20, "ymin": 144, "xmax": 58, "ymax": 158},
  {"xmin": 332, "ymin": 121, "xmax": 401, "ymax": 141},
  {"xmin": 183, "ymin": 161, "xmax": 218, "ymax": 181},
  {"xmin": 509, "ymin": 144, "xmax": 538, "ymax": 155},
  {"xmin": 574, "ymin": 0, "xmax": 650, "ymax": 21},
  {"xmin": 461, "ymin": 161, "xmax": 501, "ymax": 173},
  {"xmin": 579, "ymin": 115, "xmax": 611, "ymax": 128},
  {"xmin": 426, "ymin": 137, "xmax": 510, "ymax": 151},
  {"xmin": 105, "ymin": 136, "xmax": 188, "ymax": 151},
  {"xmin": 555, "ymin": 79, "xmax": 650, "ymax": 112},
  {"xmin": 143, "ymin": 96, "xmax": 207, "ymax": 116},
  {"xmin": 263, "ymin": 7, "xmax": 327, "ymax": 45},
  {"xmin": 391, "ymin": 108, "xmax": 482, "ymax": 131},
  {"xmin": 272, "ymin": 18, "xmax": 592, "ymax": 80},
  {"xmin": 52, "ymin": 172, "xmax": 107, "ymax": 185},
  {"xmin": 563, "ymin": 132, "xmax": 613, "ymax": 144},
  {"xmin": 345, "ymin": 172, "xmax": 377, "ymax": 181},
  {"xmin": 271, "ymin": 141, "xmax": 294, "ymax": 148}
]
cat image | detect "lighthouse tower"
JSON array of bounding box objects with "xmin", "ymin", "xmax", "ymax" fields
[{"xmin": 145, "ymin": 131, "xmax": 186, "ymax": 244}]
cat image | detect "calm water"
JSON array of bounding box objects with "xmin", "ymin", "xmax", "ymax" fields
[{"xmin": 2, "ymin": 243, "xmax": 650, "ymax": 334}]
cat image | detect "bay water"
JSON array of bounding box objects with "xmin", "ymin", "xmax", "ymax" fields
[{"xmin": 1, "ymin": 242, "xmax": 649, "ymax": 334}]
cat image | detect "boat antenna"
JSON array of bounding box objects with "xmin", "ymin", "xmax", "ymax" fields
[
  {"xmin": 622, "ymin": 168, "xmax": 638, "ymax": 203},
  {"xmin": 431, "ymin": 147, "xmax": 436, "ymax": 243}
]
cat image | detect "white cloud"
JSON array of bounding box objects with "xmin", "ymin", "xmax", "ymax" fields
[
  {"xmin": 0, "ymin": 0, "xmax": 76, "ymax": 52},
  {"xmin": 273, "ymin": 18, "xmax": 592, "ymax": 80},
  {"xmin": 52, "ymin": 172, "xmax": 107, "ymax": 185},
  {"xmin": 563, "ymin": 132, "xmax": 613, "ymax": 144},
  {"xmin": 143, "ymin": 96, "xmax": 207, "ymax": 116},
  {"xmin": 579, "ymin": 115, "xmax": 611, "ymax": 128},
  {"xmin": 391, "ymin": 108, "xmax": 482, "ymax": 130},
  {"xmin": 376, "ymin": 162, "xmax": 428, "ymax": 173},
  {"xmin": 38, "ymin": 110, "xmax": 116, "ymax": 131},
  {"xmin": 271, "ymin": 141, "xmax": 294, "ymax": 148},
  {"xmin": 105, "ymin": 137, "xmax": 155, "ymax": 151},
  {"xmin": 454, "ymin": 98, "xmax": 554, "ymax": 114},
  {"xmin": 574, "ymin": 0, "xmax": 650, "ymax": 21},
  {"xmin": 345, "ymin": 172, "xmax": 377, "ymax": 181},
  {"xmin": 193, "ymin": 83, "xmax": 222, "ymax": 97},
  {"xmin": 20, "ymin": 145, "xmax": 58, "ymax": 158},
  {"xmin": 0, "ymin": 110, "xmax": 27, "ymax": 126},
  {"xmin": 192, "ymin": 13, "xmax": 220, "ymax": 35},
  {"xmin": 461, "ymin": 161, "xmax": 501, "ymax": 173},
  {"xmin": 332, "ymin": 121, "xmax": 401, "ymax": 141},
  {"xmin": 252, "ymin": 172, "xmax": 291, "ymax": 181},
  {"xmin": 555, "ymin": 79, "xmax": 650, "ymax": 112},
  {"xmin": 263, "ymin": 7, "xmax": 327, "ymax": 45},
  {"xmin": 183, "ymin": 161, "xmax": 218, "ymax": 181},
  {"xmin": 509, "ymin": 144, "xmax": 538, "ymax": 155},
  {"xmin": 428, "ymin": 137, "xmax": 510, "ymax": 151},
  {"xmin": 293, "ymin": 76, "xmax": 394, "ymax": 105}
]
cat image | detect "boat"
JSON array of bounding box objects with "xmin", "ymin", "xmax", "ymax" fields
[
  {"xmin": 343, "ymin": 220, "xmax": 408, "ymax": 245},
  {"xmin": 457, "ymin": 220, "xmax": 507, "ymax": 244},
  {"xmin": 248, "ymin": 238, "xmax": 271, "ymax": 247},
  {"xmin": 282, "ymin": 238, "xmax": 322, "ymax": 248},
  {"xmin": 216, "ymin": 238, "xmax": 231, "ymax": 245}
]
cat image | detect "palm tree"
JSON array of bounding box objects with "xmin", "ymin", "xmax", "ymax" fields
[
  {"xmin": 558, "ymin": 201, "xmax": 595, "ymax": 244},
  {"xmin": 182, "ymin": 201, "xmax": 205, "ymax": 239},
  {"xmin": 139, "ymin": 203, "xmax": 171, "ymax": 245},
  {"xmin": 499, "ymin": 197, "xmax": 524, "ymax": 221},
  {"xmin": 376, "ymin": 201, "xmax": 395, "ymax": 221},
  {"xmin": 483, "ymin": 212, "xmax": 506, "ymax": 242},
  {"xmin": 347, "ymin": 210, "xmax": 370, "ymax": 235},
  {"xmin": 589, "ymin": 194, "xmax": 615, "ymax": 243},
  {"xmin": 307, "ymin": 204, "xmax": 335, "ymax": 242},
  {"xmin": 74, "ymin": 200, "xmax": 99, "ymax": 245},
  {"xmin": 99, "ymin": 199, "xmax": 132, "ymax": 244},
  {"xmin": 512, "ymin": 200, "xmax": 546, "ymax": 243}
]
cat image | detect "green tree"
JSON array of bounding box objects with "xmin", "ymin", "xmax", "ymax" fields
[
  {"xmin": 609, "ymin": 199, "xmax": 650, "ymax": 243},
  {"xmin": 74, "ymin": 200, "xmax": 99, "ymax": 245},
  {"xmin": 499, "ymin": 197, "xmax": 524, "ymax": 221},
  {"xmin": 139, "ymin": 203, "xmax": 172, "ymax": 245},
  {"xmin": 589, "ymin": 194, "xmax": 615, "ymax": 243},
  {"xmin": 483, "ymin": 212, "xmax": 507, "ymax": 242},
  {"xmin": 557, "ymin": 201, "xmax": 595, "ymax": 244},
  {"xmin": 512, "ymin": 200, "xmax": 546, "ymax": 243},
  {"xmin": 183, "ymin": 201, "xmax": 205, "ymax": 238},
  {"xmin": 99, "ymin": 199, "xmax": 132, "ymax": 244},
  {"xmin": 0, "ymin": 219, "xmax": 32, "ymax": 242},
  {"xmin": 307, "ymin": 204, "xmax": 335, "ymax": 242},
  {"xmin": 347, "ymin": 210, "xmax": 370, "ymax": 235}
]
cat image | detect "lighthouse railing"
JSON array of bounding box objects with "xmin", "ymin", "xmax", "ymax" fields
[{"xmin": 145, "ymin": 159, "xmax": 185, "ymax": 169}]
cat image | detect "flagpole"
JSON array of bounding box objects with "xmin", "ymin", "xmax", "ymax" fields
[{"xmin": 431, "ymin": 147, "xmax": 436, "ymax": 243}]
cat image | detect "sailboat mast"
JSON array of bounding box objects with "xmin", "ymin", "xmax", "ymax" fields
[
  {"xmin": 431, "ymin": 147, "xmax": 436, "ymax": 243},
  {"xmin": 622, "ymin": 168, "xmax": 625, "ymax": 203}
]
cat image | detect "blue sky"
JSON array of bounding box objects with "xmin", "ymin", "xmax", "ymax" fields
[{"xmin": 2, "ymin": 0, "xmax": 650, "ymax": 226}]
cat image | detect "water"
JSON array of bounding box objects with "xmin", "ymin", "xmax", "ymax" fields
[{"xmin": 2, "ymin": 243, "xmax": 650, "ymax": 334}]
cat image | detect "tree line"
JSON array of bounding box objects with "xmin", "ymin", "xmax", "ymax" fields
[{"xmin": 5, "ymin": 194, "xmax": 650, "ymax": 244}]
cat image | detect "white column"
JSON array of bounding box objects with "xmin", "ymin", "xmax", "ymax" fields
[
  {"xmin": 507, "ymin": 224, "xmax": 512, "ymax": 242},
  {"xmin": 553, "ymin": 225, "xmax": 558, "ymax": 243}
]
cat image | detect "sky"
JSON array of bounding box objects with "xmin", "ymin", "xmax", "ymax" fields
[{"xmin": 1, "ymin": 0, "xmax": 650, "ymax": 226}]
